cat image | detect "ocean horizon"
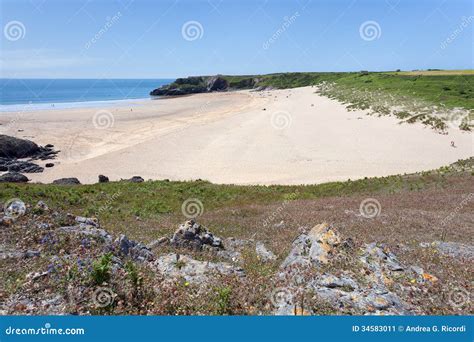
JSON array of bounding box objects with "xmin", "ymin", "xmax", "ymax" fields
[{"xmin": 0, "ymin": 78, "xmax": 173, "ymax": 110}]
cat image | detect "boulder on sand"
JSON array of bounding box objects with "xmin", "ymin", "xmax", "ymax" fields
[
  {"xmin": 98, "ymin": 175, "xmax": 109, "ymax": 183},
  {"xmin": 52, "ymin": 177, "xmax": 81, "ymax": 185},
  {"xmin": 0, "ymin": 135, "xmax": 40, "ymax": 159},
  {"xmin": 0, "ymin": 172, "xmax": 29, "ymax": 183}
]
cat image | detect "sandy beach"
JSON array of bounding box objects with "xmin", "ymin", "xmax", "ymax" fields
[{"xmin": 0, "ymin": 86, "xmax": 472, "ymax": 185}]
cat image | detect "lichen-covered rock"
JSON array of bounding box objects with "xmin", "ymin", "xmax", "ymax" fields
[
  {"xmin": 280, "ymin": 222, "xmax": 341, "ymax": 268},
  {"xmin": 360, "ymin": 242, "xmax": 404, "ymax": 272},
  {"xmin": 256, "ymin": 241, "xmax": 277, "ymax": 262},
  {"xmin": 152, "ymin": 253, "xmax": 245, "ymax": 283},
  {"xmin": 75, "ymin": 216, "xmax": 99, "ymax": 227},
  {"xmin": 3, "ymin": 199, "xmax": 27, "ymax": 218},
  {"xmin": 171, "ymin": 220, "xmax": 223, "ymax": 250},
  {"xmin": 147, "ymin": 237, "xmax": 169, "ymax": 249},
  {"xmin": 275, "ymin": 223, "xmax": 413, "ymax": 315},
  {"xmin": 0, "ymin": 245, "xmax": 40, "ymax": 260},
  {"xmin": 34, "ymin": 201, "xmax": 49, "ymax": 212},
  {"xmin": 115, "ymin": 234, "xmax": 154, "ymax": 262},
  {"xmin": 420, "ymin": 241, "xmax": 474, "ymax": 260},
  {"xmin": 57, "ymin": 225, "xmax": 112, "ymax": 242}
]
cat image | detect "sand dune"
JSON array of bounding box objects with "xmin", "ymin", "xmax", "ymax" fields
[{"xmin": 0, "ymin": 86, "xmax": 472, "ymax": 185}]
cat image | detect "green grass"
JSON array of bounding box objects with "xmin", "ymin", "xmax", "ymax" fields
[
  {"xmin": 1, "ymin": 159, "xmax": 472, "ymax": 228},
  {"xmin": 220, "ymin": 71, "xmax": 474, "ymax": 110}
]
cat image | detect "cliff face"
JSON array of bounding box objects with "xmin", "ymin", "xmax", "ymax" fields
[{"xmin": 149, "ymin": 75, "xmax": 259, "ymax": 96}]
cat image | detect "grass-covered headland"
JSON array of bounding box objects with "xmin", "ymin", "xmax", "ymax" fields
[{"xmin": 152, "ymin": 70, "xmax": 473, "ymax": 131}]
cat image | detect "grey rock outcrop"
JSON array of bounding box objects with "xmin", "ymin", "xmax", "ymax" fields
[
  {"xmin": 171, "ymin": 220, "xmax": 223, "ymax": 250},
  {"xmin": 420, "ymin": 241, "xmax": 474, "ymax": 260},
  {"xmin": 153, "ymin": 253, "xmax": 244, "ymax": 284},
  {"xmin": 275, "ymin": 223, "xmax": 413, "ymax": 315},
  {"xmin": 116, "ymin": 234, "xmax": 154, "ymax": 262},
  {"xmin": 280, "ymin": 222, "xmax": 341, "ymax": 268},
  {"xmin": 255, "ymin": 242, "xmax": 277, "ymax": 262}
]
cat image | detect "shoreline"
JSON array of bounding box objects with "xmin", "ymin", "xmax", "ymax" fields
[
  {"xmin": 0, "ymin": 86, "xmax": 472, "ymax": 185},
  {"xmin": 0, "ymin": 97, "xmax": 154, "ymax": 113}
]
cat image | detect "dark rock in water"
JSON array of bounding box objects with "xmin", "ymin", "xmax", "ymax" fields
[
  {"xmin": 45, "ymin": 163, "xmax": 54, "ymax": 168},
  {"xmin": 98, "ymin": 175, "xmax": 109, "ymax": 183},
  {"xmin": 0, "ymin": 172, "xmax": 29, "ymax": 183},
  {"xmin": 52, "ymin": 177, "xmax": 81, "ymax": 185},
  {"xmin": 0, "ymin": 135, "xmax": 40, "ymax": 158},
  {"xmin": 128, "ymin": 176, "xmax": 144, "ymax": 183}
]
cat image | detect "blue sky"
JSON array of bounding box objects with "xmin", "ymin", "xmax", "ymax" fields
[{"xmin": 1, "ymin": 0, "xmax": 472, "ymax": 78}]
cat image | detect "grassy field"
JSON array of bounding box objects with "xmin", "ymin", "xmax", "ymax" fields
[
  {"xmin": 1, "ymin": 159, "xmax": 472, "ymax": 243},
  {"xmin": 222, "ymin": 70, "xmax": 474, "ymax": 111},
  {"xmin": 392, "ymin": 70, "xmax": 474, "ymax": 76},
  {"xmin": 1, "ymin": 159, "xmax": 473, "ymax": 315}
]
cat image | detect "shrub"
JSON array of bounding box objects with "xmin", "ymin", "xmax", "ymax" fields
[{"xmin": 91, "ymin": 253, "xmax": 112, "ymax": 285}]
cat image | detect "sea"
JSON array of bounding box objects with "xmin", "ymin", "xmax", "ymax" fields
[{"xmin": 0, "ymin": 79, "xmax": 173, "ymax": 112}]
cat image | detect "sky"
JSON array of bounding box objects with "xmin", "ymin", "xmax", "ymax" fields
[{"xmin": 0, "ymin": 0, "xmax": 472, "ymax": 78}]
